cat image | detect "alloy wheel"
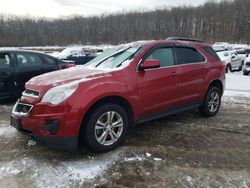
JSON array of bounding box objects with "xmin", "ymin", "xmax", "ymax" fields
[
  {"xmin": 208, "ymin": 91, "xmax": 220, "ymax": 113},
  {"xmin": 94, "ymin": 111, "xmax": 124, "ymax": 146}
]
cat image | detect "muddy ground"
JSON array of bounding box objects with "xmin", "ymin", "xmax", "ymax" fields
[{"xmin": 0, "ymin": 94, "xmax": 250, "ymax": 188}]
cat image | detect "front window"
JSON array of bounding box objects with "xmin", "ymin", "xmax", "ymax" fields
[
  {"xmin": 85, "ymin": 45, "xmax": 142, "ymax": 69},
  {"xmin": 145, "ymin": 48, "xmax": 174, "ymax": 67}
]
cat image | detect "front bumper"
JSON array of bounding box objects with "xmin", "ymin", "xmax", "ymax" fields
[{"xmin": 11, "ymin": 100, "xmax": 81, "ymax": 150}]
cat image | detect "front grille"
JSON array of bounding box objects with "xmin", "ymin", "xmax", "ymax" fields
[
  {"xmin": 12, "ymin": 100, "xmax": 33, "ymax": 116},
  {"xmin": 22, "ymin": 88, "xmax": 40, "ymax": 98}
]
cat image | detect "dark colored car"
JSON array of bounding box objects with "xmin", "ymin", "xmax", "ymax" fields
[
  {"xmin": 0, "ymin": 50, "xmax": 74, "ymax": 99},
  {"xmin": 55, "ymin": 47, "xmax": 96, "ymax": 65},
  {"xmin": 63, "ymin": 54, "xmax": 95, "ymax": 65},
  {"xmin": 11, "ymin": 38, "xmax": 225, "ymax": 152}
]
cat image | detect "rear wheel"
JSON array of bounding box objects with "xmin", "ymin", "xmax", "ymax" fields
[
  {"xmin": 243, "ymin": 71, "xmax": 249, "ymax": 76},
  {"xmin": 199, "ymin": 87, "xmax": 221, "ymax": 117},
  {"xmin": 83, "ymin": 103, "xmax": 129, "ymax": 152}
]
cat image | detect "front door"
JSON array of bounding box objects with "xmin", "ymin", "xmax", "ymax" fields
[
  {"xmin": 137, "ymin": 46, "xmax": 180, "ymax": 118},
  {"xmin": 14, "ymin": 52, "xmax": 48, "ymax": 94}
]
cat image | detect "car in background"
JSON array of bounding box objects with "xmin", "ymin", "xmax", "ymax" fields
[
  {"xmin": 243, "ymin": 51, "xmax": 250, "ymax": 75},
  {"xmin": 54, "ymin": 47, "xmax": 97, "ymax": 65},
  {"xmin": 11, "ymin": 38, "xmax": 225, "ymax": 152},
  {"xmin": 216, "ymin": 50, "xmax": 244, "ymax": 73},
  {"xmin": 213, "ymin": 42, "xmax": 232, "ymax": 51},
  {"xmin": 0, "ymin": 50, "xmax": 75, "ymax": 99}
]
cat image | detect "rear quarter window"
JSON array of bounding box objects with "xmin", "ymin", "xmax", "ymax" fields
[{"xmin": 203, "ymin": 46, "xmax": 221, "ymax": 61}]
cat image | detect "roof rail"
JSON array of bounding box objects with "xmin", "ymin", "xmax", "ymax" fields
[{"xmin": 166, "ymin": 37, "xmax": 205, "ymax": 43}]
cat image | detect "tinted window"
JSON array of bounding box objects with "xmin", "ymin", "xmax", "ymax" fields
[
  {"xmin": 146, "ymin": 48, "xmax": 174, "ymax": 67},
  {"xmin": 16, "ymin": 52, "xmax": 43, "ymax": 67},
  {"xmin": 175, "ymin": 47, "xmax": 205, "ymax": 64},
  {"xmin": 44, "ymin": 56, "xmax": 57, "ymax": 65},
  {"xmin": 203, "ymin": 46, "xmax": 220, "ymax": 60},
  {"xmin": 0, "ymin": 53, "xmax": 11, "ymax": 68}
]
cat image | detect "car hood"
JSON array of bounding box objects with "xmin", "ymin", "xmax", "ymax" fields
[{"xmin": 25, "ymin": 66, "xmax": 113, "ymax": 91}]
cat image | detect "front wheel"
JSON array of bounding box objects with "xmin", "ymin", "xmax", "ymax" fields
[
  {"xmin": 199, "ymin": 87, "xmax": 221, "ymax": 117},
  {"xmin": 83, "ymin": 103, "xmax": 129, "ymax": 152}
]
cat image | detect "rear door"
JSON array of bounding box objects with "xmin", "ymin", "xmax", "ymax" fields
[
  {"xmin": 174, "ymin": 46, "xmax": 207, "ymax": 105},
  {"xmin": 0, "ymin": 52, "xmax": 15, "ymax": 98},
  {"xmin": 14, "ymin": 52, "xmax": 56, "ymax": 93}
]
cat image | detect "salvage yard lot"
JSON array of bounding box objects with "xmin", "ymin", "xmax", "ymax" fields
[{"xmin": 0, "ymin": 71, "xmax": 250, "ymax": 187}]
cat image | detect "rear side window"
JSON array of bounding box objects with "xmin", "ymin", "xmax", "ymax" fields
[
  {"xmin": 146, "ymin": 48, "xmax": 174, "ymax": 67},
  {"xmin": 175, "ymin": 47, "xmax": 205, "ymax": 65},
  {"xmin": 16, "ymin": 52, "xmax": 43, "ymax": 67},
  {"xmin": 203, "ymin": 46, "xmax": 220, "ymax": 60}
]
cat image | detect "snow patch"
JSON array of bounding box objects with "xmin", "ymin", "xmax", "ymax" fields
[
  {"xmin": 0, "ymin": 126, "xmax": 16, "ymax": 137},
  {"xmin": 124, "ymin": 155, "xmax": 146, "ymax": 162},
  {"xmin": 224, "ymin": 72, "xmax": 250, "ymax": 98},
  {"xmin": 27, "ymin": 140, "xmax": 36, "ymax": 146},
  {"xmin": 153, "ymin": 157, "xmax": 162, "ymax": 161},
  {"xmin": 61, "ymin": 160, "xmax": 109, "ymax": 182}
]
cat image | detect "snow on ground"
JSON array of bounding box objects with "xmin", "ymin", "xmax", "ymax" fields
[
  {"xmin": 224, "ymin": 71, "xmax": 250, "ymax": 97},
  {"xmin": 0, "ymin": 70, "xmax": 250, "ymax": 187}
]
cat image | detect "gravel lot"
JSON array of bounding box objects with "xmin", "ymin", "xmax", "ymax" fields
[{"xmin": 0, "ymin": 72, "xmax": 250, "ymax": 188}]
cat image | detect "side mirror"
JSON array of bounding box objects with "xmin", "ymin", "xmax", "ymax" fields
[{"xmin": 139, "ymin": 59, "xmax": 160, "ymax": 70}]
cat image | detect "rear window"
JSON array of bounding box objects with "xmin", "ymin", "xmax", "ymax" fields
[{"xmin": 203, "ymin": 46, "xmax": 220, "ymax": 60}]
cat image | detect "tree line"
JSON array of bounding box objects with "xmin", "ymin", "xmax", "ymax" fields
[{"xmin": 0, "ymin": 0, "xmax": 249, "ymax": 47}]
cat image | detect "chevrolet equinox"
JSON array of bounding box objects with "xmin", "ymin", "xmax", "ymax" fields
[{"xmin": 11, "ymin": 38, "xmax": 225, "ymax": 152}]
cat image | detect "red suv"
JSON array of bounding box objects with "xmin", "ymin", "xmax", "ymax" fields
[{"xmin": 11, "ymin": 38, "xmax": 225, "ymax": 152}]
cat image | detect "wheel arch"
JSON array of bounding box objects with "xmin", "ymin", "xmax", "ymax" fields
[
  {"xmin": 207, "ymin": 79, "xmax": 224, "ymax": 96},
  {"xmin": 79, "ymin": 95, "xmax": 134, "ymax": 137}
]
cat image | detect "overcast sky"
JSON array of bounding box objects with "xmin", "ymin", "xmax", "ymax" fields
[{"xmin": 0, "ymin": 0, "xmax": 212, "ymax": 18}]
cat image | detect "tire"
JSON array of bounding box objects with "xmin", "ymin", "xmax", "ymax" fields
[
  {"xmin": 199, "ymin": 87, "xmax": 221, "ymax": 117},
  {"xmin": 243, "ymin": 71, "xmax": 249, "ymax": 76},
  {"xmin": 83, "ymin": 103, "xmax": 129, "ymax": 152}
]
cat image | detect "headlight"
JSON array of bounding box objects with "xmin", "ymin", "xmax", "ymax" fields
[{"xmin": 41, "ymin": 82, "xmax": 78, "ymax": 105}]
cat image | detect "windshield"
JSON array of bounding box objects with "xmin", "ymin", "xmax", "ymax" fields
[{"xmin": 85, "ymin": 45, "xmax": 142, "ymax": 69}]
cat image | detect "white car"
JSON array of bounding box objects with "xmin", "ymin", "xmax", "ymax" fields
[
  {"xmin": 213, "ymin": 42, "xmax": 233, "ymax": 51},
  {"xmin": 217, "ymin": 50, "xmax": 244, "ymax": 73},
  {"xmin": 243, "ymin": 52, "xmax": 250, "ymax": 76}
]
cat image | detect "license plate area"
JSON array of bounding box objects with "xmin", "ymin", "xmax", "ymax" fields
[{"xmin": 10, "ymin": 116, "xmax": 21, "ymax": 130}]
